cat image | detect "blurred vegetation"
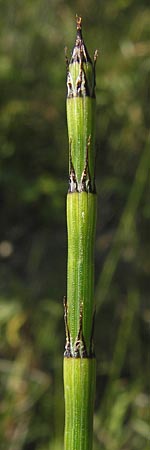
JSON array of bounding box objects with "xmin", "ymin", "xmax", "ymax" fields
[{"xmin": 0, "ymin": 1, "xmax": 150, "ymax": 449}]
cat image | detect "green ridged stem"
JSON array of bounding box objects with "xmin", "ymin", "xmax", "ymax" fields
[
  {"xmin": 67, "ymin": 191, "xmax": 96, "ymax": 355},
  {"xmin": 67, "ymin": 97, "xmax": 96, "ymax": 191},
  {"xmin": 64, "ymin": 358, "xmax": 96, "ymax": 450},
  {"xmin": 64, "ymin": 16, "xmax": 97, "ymax": 450}
]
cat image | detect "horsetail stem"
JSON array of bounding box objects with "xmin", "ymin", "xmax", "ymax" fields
[{"xmin": 64, "ymin": 16, "xmax": 97, "ymax": 450}]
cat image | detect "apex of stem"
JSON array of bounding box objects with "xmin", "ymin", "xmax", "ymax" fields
[
  {"xmin": 76, "ymin": 15, "xmax": 82, "ymax": 30},
  {"xmin": 66, "ymin": 16, "xmax": 97, "ymax": 98},
  {"xmin": 70, "ymin": 15, "xmax": 92, "ymax": 65}
]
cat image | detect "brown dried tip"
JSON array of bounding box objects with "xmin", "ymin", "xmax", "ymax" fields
[{"xmin": 76, "ymin": 15, "xmax": 82, "ymax": 30}]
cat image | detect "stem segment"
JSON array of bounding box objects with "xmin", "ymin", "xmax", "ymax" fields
[
  {"xmin": 64, "ymin": 16, "xmax": 97, "ymax": 450},
  {"xmin": 64, "ymin": 359, "xmax": 96, "ymax": 450}
]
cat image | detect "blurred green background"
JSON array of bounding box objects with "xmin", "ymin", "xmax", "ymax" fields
[{"xmin": 0, "ymin": 0, "xmax": 150, "ymax": 449}]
